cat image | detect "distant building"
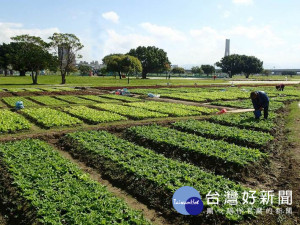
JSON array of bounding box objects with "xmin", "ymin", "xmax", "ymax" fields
[
  {"xmin": 225, "ymin": 39, "xmax": 230, "ymax": 57},
  {"xmin": 77, "ymin": 60, "xmax": 104, "ymax": 70}
]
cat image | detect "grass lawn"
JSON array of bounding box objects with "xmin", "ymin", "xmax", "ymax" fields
[{"xmin": 0, "ymin": 75, "xmax": 225, "ymax": 88}]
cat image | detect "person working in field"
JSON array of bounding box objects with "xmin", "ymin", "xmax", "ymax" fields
[
  {"xmin": 276, "ymin": 84, "xmax": 285, "ymax": 91},
  {"xmin": 250, "ymin": 91, "xmax": 270, "ymax": 119}
]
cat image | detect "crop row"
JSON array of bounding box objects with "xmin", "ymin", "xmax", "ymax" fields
[
  {"xmin": 271, "ymin": 96, "xmax": 300, "ymax": 102},
  {"xmin": 126, "ymin": 125, "xmax": 265, "ymax": 170},
  {"xmin": 63, "ymin": 106, "xmax": 127, "ymax": 124},
  {"xmin": 0, "ymin": 139, "xmax": 149, "ymax": 224},
  {"xmin": 63, "ymin": 130, "xmax": 268, "ymax": 222},
  {"xmin": 126, "ymin": 102, "xmax": 201, "ymax": 116},
  {"xmin": 55, "ymin": 95, "xmax": 97, "ymax": 104},
  {"xmin": 80, "ymin": 95, "xmax": 122, "ymax": 103},
  {"xmin": 22, "ymin": 107, "xmax": 82, "ymax": 128},
  {"xmin": 100, "ymin": 94, "xmax": 142, "ymax": 102},
  {"xmin": 210, "ymin": 112, "xmax": 277, "ymax": 132},
  {"xmin": 162, "ymin": 91, "xmax": 249, "ymax": 102},
  {"xmin": 130, "ymin": 87, "xmax": 225, "ymax": 95},
  {"xmin": 166, "ymin": 102, "xmax": 219, "ymax": 114},
  {"xmin": 126, "ymin": 101, "xmax": 218, "ymax": 116},
  {"xmin": 211, "ymin": 100, "xmax": 284, "ymax": 111},
  {"xmin": 0, "ymin": 109, "xmax": 31, "ymax": 133},
  {"xmin": 94, "ymin": 103, "xmax": 168, "ymax": 119},
  {"xmin": 172, "ymin": 119, "xmax": 274, "ymax": 148},
  {"xmin": 2, "ymin": 97, "xmax": 39, "ymax": 107},
  {"xmin": 30, "ymin": 96, "xmax": 70, "ymax": 105}
]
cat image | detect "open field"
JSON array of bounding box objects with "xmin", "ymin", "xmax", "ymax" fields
[
  {"xmin": 0, "ymin": 75, "xmax": 225, "ymax": 88},
  {"xmin": 0, "ymin": 83, "xmax": 299, "ymax": 225}
]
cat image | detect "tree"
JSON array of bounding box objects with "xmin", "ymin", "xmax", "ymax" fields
[
  {"xmin": 191, "ymin": 66, "xmax": 203, "ymax": 75},
  {"xmin": 171, "ymin": 67, "xmax": 185, "ymax": 75},
  {"xmin": 7, "ymin": 42, "xmax": 29, "ymax": 76},
  {"xmin": 201, "ymin": 65, "xmax": 215, "ymax": 76},
  {"xmin": 99, "ymin": 66, "xmax": 107, "ymax": 76},
  {"xmin": 10, "ymin": 35, "xmax": 56, "ymax": 84},
  {"xmin": 240, "ymin": 55, "xmax": 263, "ymax": 78},
  {"xmin": 49, "ymin": 33, "xmax": 84, "ymax": 84},
  {"xmin": 102, "ymin": 54, "xmax": 142, "ymax": 79},
  {"xmin": 0, "ymin": 43, "xmax": 11, "ymax": 76},
  {"xmin": 262, "ymin": 69, "xmax": 271, "ymax": 76},
  {"xmin": 216, "ymin": 54, "xmax": 263, "ymax": 78},
  {"xmin": 128, "ymin": 46, "xmax": 170, "ymax": 79},
  {"xmin": 78, "ymin": 64, "xmax": 91, "ymax": 76}
]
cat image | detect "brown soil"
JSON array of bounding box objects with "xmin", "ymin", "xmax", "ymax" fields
[
  {"xmin": 0, "ymin": 92, "xmax": 13, "ymax": 97},
  {"xmin": 47, "ymin": 139, "xmax": 171, "ymax": 225}
]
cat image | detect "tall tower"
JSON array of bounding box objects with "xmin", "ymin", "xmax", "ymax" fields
[{"xmin": 225, "ymin": 39, "xmax": 230, "ymax": 57}]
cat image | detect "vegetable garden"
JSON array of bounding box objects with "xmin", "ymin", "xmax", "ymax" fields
[{"xmin": 0, "ymin": 85, "xmax": 299, "ymax": 225}]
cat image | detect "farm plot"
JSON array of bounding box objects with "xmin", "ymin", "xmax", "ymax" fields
[
  {"xmin": 0, "ymin": 109, "xmax": 31, "ymax": 133},
  {"xmin": 0, "ymin": 139, "xmax": 149, "ymax": 224},
  {"xmin": 62, "ymin": 130, "xmax": 269, "ymax": 222},
  {"xmin": 2, "ymin": 97, "xmax": 39, "ymax": 107},
  {"xmin": 5, "ymin": 88, "xmax": 25, "ymax": 92},
  {"xmin": 271, "ymin": 96, "xmax": 300, "ymax": 102},
  {"xmin": 22, "ymin": 88, "xmax": 43, "ymax": 92},
  {"xmin": 210, "ymin": 112, "xmax": 277, "ymax": 132},
  {"xmin": 126, "ymin": 102, "xmax": 201, "ymax": 116},
  {"xmin": 172, "ymin": 119, "xmax": 274, "ymax": 148},
  {"xmin": 63, "ymin": 106, "xmax": 127, "ymax": 124},
  {"xmin": 80, "ymin": 95, "xmax": 121, "ymax": 103},
  {"xmin": 55, "ymin": 95, "xmax": 97, "ymax": 104},
  {"xmin": 211, "ymin": 99, "xmax": 284, "ymax": 111},
  {"xmin": 94, "ymin": 103, "xmax": 168, "ymax": 120},
  {"xmin": 130, "ymin": 87, "xmax": 224, "ymax": 95},
  {"xmin": 101, "ymin": 94, "xmax": 142, "ymax": 102},
  {"xmin": 39, "ymin": 87, "xmax": 62, "ymax": 92},
  {"xmin": 162, "ymin": 91, "xmax": 249, "ymax": 102},
  {"xmin": 168, "ymin": 103, "xmax": 219, "ymax": 114},
  {"xmin": 55, "ymin": 87, "xmax": 76, "ymax": 91},
  {"xmin": 30, "ymin": 96, "xmax": 70, "ymax": 106},
  {"xmin": 22, "ymin": 107, "xmax": 83, "ymax": 128},
  {"xmin": 126, "ymin": 125, "xmax": 265, "ymax": 171}
]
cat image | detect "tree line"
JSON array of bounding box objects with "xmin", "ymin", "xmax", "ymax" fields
[
  {"xmin": 0, "ymin": 32, "xmax": 266, "ymax": 84},
  {"xmin": 0, "ymin": 33, "xmax": 83, "ymax": 84}
]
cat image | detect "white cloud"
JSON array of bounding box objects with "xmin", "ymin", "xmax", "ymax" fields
[
  {"xmin": 102, "ymin": 29, "xmax": 156, "ymax": 56},
  {"xmin": 102, "ymin": 11, "xmax": 119, "ymax": 23},
  {"xmin": 225, "ymin": 25, "xmax": 284, "ymax": 47},
  {"xmin": 223, "ymin": 11, "xmax": 231, "ymax": 18},
  {"xmin": 95, "ymin": 24, "xmax": 287, "ymax": 68},
  {"xmin": 0, "ymin": 22, "xmax": 59, "ymax": 43},
  {"xmin": 140, "ymin": 22, "xmax": 186, "ymax": 41},
  {"xmin": 232, "ymin": 0, "xmax": 253, "ymax": 5},
  {"xmin": 247, "ymin": 17, "xmax": 254, "ymax": 22}
]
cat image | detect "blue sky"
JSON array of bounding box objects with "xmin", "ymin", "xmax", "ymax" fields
[{"xmin": 0, "ymin": 0, "xmax": 299, "ymax": 69}]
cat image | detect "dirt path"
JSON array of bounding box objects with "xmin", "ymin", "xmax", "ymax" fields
[{"xmin": 48, "ymin": 140, "xmax": 170, "ymax": 225}]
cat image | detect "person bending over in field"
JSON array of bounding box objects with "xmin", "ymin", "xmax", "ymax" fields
[
  {"xmin": 275, "ymin": 84, "xmax": 285, "ymax": 91},
  {"xmin": 250, "ymin": 91, "xmax": 270, "ymax": 119}
]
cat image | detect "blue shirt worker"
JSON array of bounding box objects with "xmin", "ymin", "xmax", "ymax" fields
[{"xmin": 250, "ymin": 91, "xmax": 269, "ymax": 119}]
